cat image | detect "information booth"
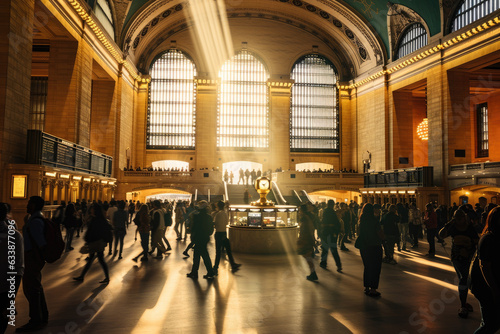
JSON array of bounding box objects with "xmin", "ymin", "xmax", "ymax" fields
[{"xmin": 228, "ymin": 205, "xmax": 299, "ymax": 254}]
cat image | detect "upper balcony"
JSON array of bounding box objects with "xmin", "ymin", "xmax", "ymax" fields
[{"xmin": 363, "ymin": 167, "xmax": 434, "ymax": 188}]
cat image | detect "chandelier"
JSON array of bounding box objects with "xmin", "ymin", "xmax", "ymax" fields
[{"xmin": 417, "ymin": 118, "xmax": 428, "ymax": 141}]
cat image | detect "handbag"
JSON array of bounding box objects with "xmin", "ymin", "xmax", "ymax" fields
[{"xmin": 79, "ymin": 243, "xmax": 90, "ymax": 254}]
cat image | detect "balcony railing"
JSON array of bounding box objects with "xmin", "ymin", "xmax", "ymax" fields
[
  {"xmin": 27, "ymin": 130, "xmax": 113, "ymax": 177},
  {"xmin": 364, "ymin": 167, "xmax": 433, "ymax": 188},
  {"xmin": 450, "ymin": 161, "xmax": 500, "ymax": 174}
]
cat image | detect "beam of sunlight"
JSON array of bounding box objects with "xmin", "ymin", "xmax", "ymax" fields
[
  {"xmin": 403, "ymin": 271, "xmax": 457, "ymax": 290},
  {"xmin": 399, "ymin": 253, "xmax": 455, "ymax": 273},
  {"xmin": 131, "ymin": 273, "xmax": 182, "ymax": 333},
  {"xmin": 188, "ymin": 0, "xmax": 233, "ymax": 75},
  {"xmin": 329, "ymin": 311, "xmax": 356, "ymax": 333}
]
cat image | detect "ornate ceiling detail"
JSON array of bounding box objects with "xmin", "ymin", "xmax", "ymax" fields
[
  {"xmin": 274, "ymin": 0, "xmax": 371, "ymax": 62},
  {"xmin": 387, "ymin": 2, "xmax": 427, "ymax": 59},
  {"xmin": 136, "ymin": 10, "xmax": 356, "ymax": 79},
  {"xmin": 315, "ymin": 0, "xmax": 384, "ymax": 65}
]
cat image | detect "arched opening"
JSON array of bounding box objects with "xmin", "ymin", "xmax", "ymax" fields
[
  {"xmin": 307, "ymin": 190, "xmax": 361, "ymax": 204},
  {"xmin": 151, "ymin": 160, "xmax": 190, "ymax": 171},
  {"xmin": 295, "ymin": 162, "xmax": 334, "ymax": 172},
  {"xmin": 222, "ymin": 161, "xmax": 263, "ymax": 185},
  {"xmin": 126, "ymin": 188, "xmax": 192, "ymax": 203}
]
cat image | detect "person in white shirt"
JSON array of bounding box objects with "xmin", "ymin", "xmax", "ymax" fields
[{"xmin": 213, "ymin": 201, "xmax": 241, "ymax": 275}]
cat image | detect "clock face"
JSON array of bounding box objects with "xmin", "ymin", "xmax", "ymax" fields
[{"xmin": 259, "ymin": 180, "xmax": 269, "ymax": 189}]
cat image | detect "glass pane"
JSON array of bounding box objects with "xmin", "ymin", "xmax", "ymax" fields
[
  {"xmin": 290, "ymin": 55, "xmax": 339, "ymax": 152},
  {"xmin": 452, "ymin": 0, "xmax": 500, "ymax": 31},
  {"xmin": 147, "ymin": 50, "xmax": 197, "ymax": 150},
  {"xmin": 217, "ymin": 50, "xmax": 269, "ymax": 149}
]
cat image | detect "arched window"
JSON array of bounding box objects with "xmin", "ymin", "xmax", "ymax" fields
[
  {"xmin": 94, "ymin": 0, "xmax": 115, "ymax": 40},
  {"xmin": 147, "ymin": 49, "xmax": 197, "ymax": 149},
  {"xmin": 218, "ymin": 50, "xmax": 269, "ymax": 149},
  {"xmin": 451, "ymin": 0, "xmax": 500, "ymax": 32},
  {"xmin": 290, "ymin": 54, "xmax": 339, "ymax": 152},
  {"xmin": 395, "ymin": 23, "xmax": 428, "ymax": 60}
]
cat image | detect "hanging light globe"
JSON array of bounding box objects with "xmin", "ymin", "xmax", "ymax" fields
[{"xmin": 417, "ymin": 118, "xmax": 428, "ymax": 141}]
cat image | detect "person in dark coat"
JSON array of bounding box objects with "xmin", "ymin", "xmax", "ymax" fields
[
  {"xmin": 381, "ymin": 205, "xmax": 400, "ymax": 264},
  {"xmin": 187, "ymin": 201, "xmax": 215, "ymax": 279},
  {"xmin": 319, "ymin": 199, "xmax": 342, "ymax": 272},
  {"xmin": 298, "ymin": 203, "xmax": 318, "ymax": 281},
  {"xmin": 63, "ymin": 204, "xmax": 79, "ymax": 251},
  {"xmin": 73, "ymin": 203, "xmax": 111, "ymax": 284},
  {"xmin": 356, "ymin": 203, "xmax": 384, "ymax": 297},
  {"xmin": 112, "ymin": 201, "xmax": 128, "ymax": 259}
]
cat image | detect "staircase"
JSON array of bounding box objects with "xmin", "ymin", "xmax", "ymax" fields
[{"xmin": 226, "ymin": 184, "xmax": 259, "ymax": 205}]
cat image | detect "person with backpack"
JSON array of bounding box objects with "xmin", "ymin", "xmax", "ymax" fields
[
  {"xmin": 73, "ymin": 203, "xmax": 111, "ymax": 284},
  {"xmin": 17, "ymin": 196, "xmax": 49, "ymax": 332},
  {"xmin": 112, "ymin": 201, "xmax": 128, "ymax": 259},
  {"xmin": 439, "ymin": 208, "xmax": 478, "ymax": 318},
  {"xmin": 319, "ymin": 200, "xmax": 342, "ymax": 272},
  {"xmin": 187, "ymin": 201, "xmax": 215, "ymax": 279},
  {"xmin": 132, "ymin": 204, "xmax": 151, "ymax": 262}
]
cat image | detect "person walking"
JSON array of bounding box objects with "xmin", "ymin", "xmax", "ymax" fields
[
  {"xmin": 149, "ymin": 200, "xmax": 168, "ymax": 258},
  {"xmin": 397, "ymin": 203, "xmax": 409, "ymax": 251},
  {"xmin": 439, "ymin": 208, "xmax": 478, "ymax": 318},
  {"xmin": 213, "ymin": 201, "xmax": 241, "ymax": 275},
  {"xmin": 409, "ymin": 203, "xmax": 422, "ymax": 248},
  {"xmin": 470, "ymin": 206, "xmax": 500, "ymax": 333},
  {"xmin": 424, "ymin": 203, "xmax": 438, "ymax": 258},
  {"xmin": 319, "ymin": 200, "xmax": 342, "ymax": 272},
  {"xmin": 355, "ymin": 203, "xmax": 384, "ymax": 297},
  {"xmin": 62, "ymin": 203, "xmax": 79, "ymax": 251},
  {"xmin": 132, "ymin": 204, "xmax": 151, "ymax": 262},
  {"xmin": 381, "ymin": 205, "xmax": 400, "ymax": 265},
  {"xmin": 112, "ymin": 201, "xmax": 128, "ymax": 259},
  {"xmin": 17, "ymin": 196, "xmax": 49, "ymax": 332},
  {"xmin": 298, "ymin": 203, "xmax": 318, "ymax": 281},
  {"xmin": 174, "ymin": 201, "xmax": 186, "ymax": 241},
  {"xmin": 187, "ymin": 201, "xmax": 215, "ymax": 279},
  {"xmin": 73, "ymin": 203, "xmax": 111, "ymax": 284}
]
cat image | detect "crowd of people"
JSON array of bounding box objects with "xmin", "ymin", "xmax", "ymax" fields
[{"xmin": 1, "ymin": 196, "xmax": 499, "ymax": 333}]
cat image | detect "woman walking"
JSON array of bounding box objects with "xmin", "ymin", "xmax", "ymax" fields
[
  {"xmin": 355, "ymin": 203, "xmax": 384, "ymax": 297},
  {"xmin": 298, "ymin": 202, "xmax": 318, "ymax": 281},
  {"xmin": 73, "ymin": 203, "xmax": 112, "ymax": 284}
]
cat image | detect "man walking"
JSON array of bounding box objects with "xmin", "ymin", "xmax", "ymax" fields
[
  {"xmin": 17, "ymin": 196, "xmax": 48, "ymax": 332},
  {"xmin": 319, "ymin": 200, "xmax": 343, "ymax": 272},
  {"xmin": 187, "ymin": 201, "xmax": 215, "ymax": 279},
  {"xmin": 213, "ymin": 201, "xmax": 241, "ymax": 275}
]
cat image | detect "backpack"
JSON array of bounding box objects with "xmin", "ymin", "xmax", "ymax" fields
[
  {"xmin": 28, "ymin": 217, "xmax": 65, "ymax": 263},
  {"xmin": 164, "ymin": 210, "xmax": 173, "ymax": 227}
]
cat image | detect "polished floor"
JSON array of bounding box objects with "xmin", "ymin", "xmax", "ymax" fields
[{"xmin": 9, "ymin": 229, "xmax": 483, "ymax": 334}]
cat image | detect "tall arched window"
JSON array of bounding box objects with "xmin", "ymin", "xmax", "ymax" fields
[
  {"xmin": 94, "ymin": 0, "xmax": 115, "ymax": 40},
  {"xmin": 290, "ymin": 54, "xmax": 339, "ymax": 152},
  {"xmin": 451, "ymin": 0, "xmax": 500, "ymax": 32},
  {"xmin": 395, "ymin": 23, "xmax": 428, "ymax": 60},
  {"xmin": 218, "ymin": 50, "xmax": 269, "ymax": 149},
  {"xmin": 147, "ymin": 49, "xmax": 197, "ymax": 150}
]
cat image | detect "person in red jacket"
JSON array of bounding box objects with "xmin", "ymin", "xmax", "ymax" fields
[{"xmin": 424, "ymin": 203, "xmax": 438, "ymax": 258}]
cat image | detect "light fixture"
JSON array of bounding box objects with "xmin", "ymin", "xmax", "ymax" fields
[{"xmin": 417, "ymin": 118, "xmax": 429, "ymax": 141}]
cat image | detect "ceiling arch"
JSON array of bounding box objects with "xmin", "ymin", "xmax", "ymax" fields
[
  {"xmin": 120, "ymin": 0, "xmax": 442, "ymax": 55},
  {"xmin": 120, "ymin": 0, "xmax": 389, "ymax": 79}
]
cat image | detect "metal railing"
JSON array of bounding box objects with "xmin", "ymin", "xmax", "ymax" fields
[{"xmin": 364, "ymin": 167, "xmax": 433, "ymax": 188}]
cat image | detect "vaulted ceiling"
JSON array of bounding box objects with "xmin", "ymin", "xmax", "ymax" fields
[{"xmin": 100, "ymin": 0, "xmax": 458, "ymax": 80}]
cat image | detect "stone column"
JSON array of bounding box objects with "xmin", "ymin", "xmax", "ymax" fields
[
  {"xmin": 0, "ymin": 0, "xmax": 35, "ymax": 177},
  {"xmin": 195, "ymin": 78, "xmax": 218, "ymax": 169},
  {"xmin": 45, "ymin": 40, "xmax": 93, "ymax": 146},
  {"xmin": 268, "ymin": 79, "xmax": 293, "ymax": 171}
]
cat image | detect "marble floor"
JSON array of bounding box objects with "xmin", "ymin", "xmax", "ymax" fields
[{"xmin": 8, "ymin": 230, "xmax": 483, "ymax": 334}]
